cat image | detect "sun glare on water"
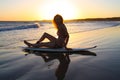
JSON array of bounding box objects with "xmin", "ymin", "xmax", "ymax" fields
[{"xmin": 38, "ymin": 0, "xmax": 79, "ymax": 20}]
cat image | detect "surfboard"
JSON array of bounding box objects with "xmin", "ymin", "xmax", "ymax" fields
[{"xmin": 22, "ymin": 46, "xmax": 97, "ymax": 53}]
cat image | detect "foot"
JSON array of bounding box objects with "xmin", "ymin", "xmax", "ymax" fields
[{"xmin": 24, "ymin": 40, "xmax": 32, "ymax": 47}]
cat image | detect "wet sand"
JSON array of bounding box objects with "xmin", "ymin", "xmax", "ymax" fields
[
  {"xmin": 0, "ymin": 26, "xmax": 120, "ymax": 80},
  {"xmin": 66, "ymin": 26, "xmax": 120, "ymax": 80}
]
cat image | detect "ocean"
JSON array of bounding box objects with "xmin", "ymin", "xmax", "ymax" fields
[{"xmin": 0, "ymin": 21, "xmax": 120, "ymax": 80}]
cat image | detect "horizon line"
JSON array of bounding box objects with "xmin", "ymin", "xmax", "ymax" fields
[{"xmin": 0, "ymin": 17, "xmax": 120, "ymax": 22}]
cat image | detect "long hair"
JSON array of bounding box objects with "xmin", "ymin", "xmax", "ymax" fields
[{"xmin": 53, "ymin": 14, "xmax": 63, "ymax": 29}]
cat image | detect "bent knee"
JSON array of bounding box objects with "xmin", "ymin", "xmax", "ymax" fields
[
  {"xmin": 44, "ymin": 32, "xmax": 49, "ymax": 35},
  {"xmin": 43, "ymin": 32, "xmax": 50, "ymax": 37}
]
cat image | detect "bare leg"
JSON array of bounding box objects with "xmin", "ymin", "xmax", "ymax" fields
[
  {"xmin": 24, "ymin": 33, "xmax": 57, "ymax": 48},
  {"xmin": 24, "ymin": 40, "xmax": 55, "ymax": 48},
  {"xmin": 37, "ymin": 32, "xmax": 57, "ymax": 43},
  {"xmin": 24, "ymin": 40, "xmax": 33, "ymax": 47}
]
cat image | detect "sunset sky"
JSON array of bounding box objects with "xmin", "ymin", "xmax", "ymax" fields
[{"xmin": 0, "ymin": 0, "xmax": 120, "ymax": 21}]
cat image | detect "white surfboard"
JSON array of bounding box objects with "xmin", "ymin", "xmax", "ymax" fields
[{"xmin": 22, "ymin": 46, "xmax": 97, "ymax": 53}]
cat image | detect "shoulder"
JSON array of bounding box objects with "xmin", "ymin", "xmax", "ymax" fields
[
  {"xmin": 61, "ymin": 24, "xmax": 67, "ymax": 30},
  {"xmin": 57, "ymin": 24, "xmax": 68, "ymax": 32}
]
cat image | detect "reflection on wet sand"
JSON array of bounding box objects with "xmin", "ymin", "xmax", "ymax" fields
[{"xmin": 24, "ymin": 51, "xmax": 96, "ymax": 80}]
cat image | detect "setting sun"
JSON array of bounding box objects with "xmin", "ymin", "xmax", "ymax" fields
[
  {"xmin": 38, "ymin": 0, "xmax": 79, "ymax": 20},
  {"xmin": 0, "ymin": 0, "xmax": 120, "ymax": 21}
]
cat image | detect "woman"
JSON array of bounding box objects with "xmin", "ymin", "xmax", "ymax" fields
[{"xmin": 24, "ymin": 14, "xmax": 69, "ymax": 49}]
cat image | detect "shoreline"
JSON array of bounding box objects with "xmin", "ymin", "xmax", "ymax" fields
[
  {"xmin": 0, "ymin": 25, "xmax": 120, "ymax": 80},
  {"xmin": 0, "ymin": 17, "xmax": 120, "ymax": 22}
]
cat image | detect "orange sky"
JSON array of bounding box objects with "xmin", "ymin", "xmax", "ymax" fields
[{"xmin": 0, "ymin": 0, "xmax": 120, "ymax": 21}]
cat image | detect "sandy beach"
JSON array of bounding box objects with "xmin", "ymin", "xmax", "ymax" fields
[
  {"xmin": 66, "ymin": 25, "xmax": 120, "ymax": 80},
  {"xmin": 0, "ymin": 0, "xmax": 120, "ymax": 79},
  {"xmin": 0, "ymin": 24, "xmax": 120, "ymax": 80}
]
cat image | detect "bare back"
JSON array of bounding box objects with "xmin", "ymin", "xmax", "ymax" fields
[{"xmin": 56, "ymin": 24, "xmax": 69, "ymax": 47}]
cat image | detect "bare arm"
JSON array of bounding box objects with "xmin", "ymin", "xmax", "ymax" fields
[
  {"xmin": 64, "ymin": 34, "xmax": 72, "ymax": 50},
  {"xmin": 64, "ymin": 35, "xmax": 69, "ymax": 49}
]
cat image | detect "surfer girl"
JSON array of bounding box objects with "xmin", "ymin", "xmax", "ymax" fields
[{"xmin": 24, "ymin": 14, "xmax": 69, "ymax": 49}]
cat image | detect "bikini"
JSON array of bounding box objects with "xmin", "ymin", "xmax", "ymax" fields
[{"xmin": 53, "ymin": 31, "xmax": 68, "ymax": 48}]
